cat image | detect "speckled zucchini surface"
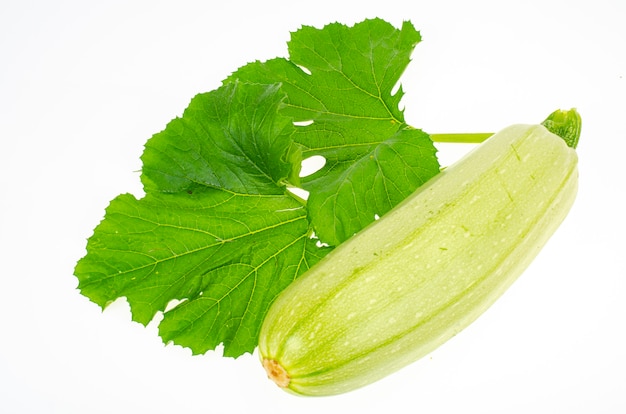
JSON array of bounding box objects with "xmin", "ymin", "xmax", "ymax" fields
[{"xmin": 259, "ymin": 115, "xmax": 579, "ymax": 396}]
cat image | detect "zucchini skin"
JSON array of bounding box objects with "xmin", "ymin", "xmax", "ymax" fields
[{"xmin": 259, "ymin": 124, "xmax": 579, "ymax": 396}]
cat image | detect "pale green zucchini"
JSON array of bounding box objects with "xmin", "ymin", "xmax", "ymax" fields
[{"xmin": 259, "ymin": 110, "xmax": 581, "ymax": 396}]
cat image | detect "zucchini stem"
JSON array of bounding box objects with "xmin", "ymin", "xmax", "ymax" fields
[
  {"xmin": 431, "ymin": 108, "xmax": 582, "ymax": 149},
  {"xmin": 541, "ymin": 108, "xmax": 582, "ymax": 149}
]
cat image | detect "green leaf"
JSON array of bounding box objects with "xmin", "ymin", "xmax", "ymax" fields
[
  {"xmin": 228, "ymin": 19, "xmax": 440, "ymax": 245},
  {"xmin": 76, "ymin": 190, "xmax": 326, "ymax": 356},
  {"xmin": 75, "ymin": 19, "xmax": 441, "ymax": 358},
  {"xmin": 141, "ymin": 81, "xmax": 295, "ymax": 195},
  {"xmin": 75, "ymin": 82, "xmax": 330, "ymax": 356},
  {"xmin": 304, "ymin": 127, "xmax": 439, "ymax": 243},
  {"xmin": 541, "ymin": 108, "xmax": 582, "ymax": 149}
]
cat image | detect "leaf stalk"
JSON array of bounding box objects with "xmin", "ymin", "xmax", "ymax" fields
[{"xmin": 430, "ymin": 133, "xmax": 493, "ymax": 144}]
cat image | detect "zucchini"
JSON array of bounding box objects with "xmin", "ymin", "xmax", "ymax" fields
[{"xmin": 259, "ymin": 110, "xmax": 581, "ymax": 396}]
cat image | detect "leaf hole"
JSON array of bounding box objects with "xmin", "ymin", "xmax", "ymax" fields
[
  {"xmin": 287, "ymin": 186, "xmax": 309, "ymax": 200},
  {"xmin": 307, "ymin": 231, "xmax": 329, "ymax": 248},
  {"xmin": 293, "ymin": 119, "xmax": 314, "ymax": 127},
  {"xmin": 297, "ymin": 64, "xmax": 312, "ymax": 75},
  {"xmin": 300, "ymin": 155, "xmax": 326, "ymax": 177},
  {"xmin": 315, "ymin": 239, "xmax": 330, "ymax": 248},
  {"xmin": 164, "ymin": 298, "xmax": 187, "ymax": 312}
]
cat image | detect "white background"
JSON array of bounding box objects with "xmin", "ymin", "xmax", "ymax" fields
[{"xmin": 1, "ymin": 0, "xmax": 625, "ymax": 413}]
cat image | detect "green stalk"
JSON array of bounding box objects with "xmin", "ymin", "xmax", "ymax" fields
[
  {"xmin": 430, "ymin": 133, "xmax": 493, "ymax": 144},
  {"xmin": 431, "ymin": 109, "xmax": 582, "ymax": 148},
  {"xmin": 541, "ymin": 108, "xmax": 582, "ymax": 149}
]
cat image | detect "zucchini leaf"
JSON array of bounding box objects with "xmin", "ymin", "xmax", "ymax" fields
[
  {"xmin": 228, "ymin": 19, "xmax": 440, "ymax": 245},
  {"xmin": 76, "ymin": 82, "xmax": 329, "ymax": 357},
  {"xmin": 75, "ymin": 19, "xmax": 440, "ymax": 357}
]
